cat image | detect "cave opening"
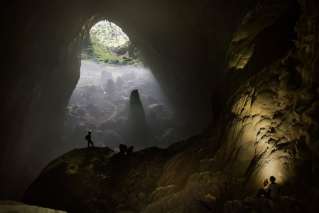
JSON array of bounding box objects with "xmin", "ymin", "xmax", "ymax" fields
[
  {"xmin": 63, "ymin": 20, "xmax": 182, "ymax": 151},
  {"xmin": 2, "ymin": 0, "xmax": 319, "ymax": 212}
]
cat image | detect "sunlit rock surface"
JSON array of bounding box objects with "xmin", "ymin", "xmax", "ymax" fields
[{"xmin": 90, "ymin": 20, "xmax": 129, "ymax": 49}]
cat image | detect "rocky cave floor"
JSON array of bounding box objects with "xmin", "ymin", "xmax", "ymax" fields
[
  {"xmin": 21, "ymin": 132, "xmax": 319, "ymax": 213},
  {"xmin": 2, "ymin": 0, "xmax": 319, "ymax": 213}
]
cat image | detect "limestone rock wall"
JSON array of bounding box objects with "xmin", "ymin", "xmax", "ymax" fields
[
  {"xmin": 217, "ymin": 0, "xmax": 319, "ymax": 193},
  {"xmin": 1, "ymin": 0, "xmax": 318, "ymax": 208},
  {"xmin": 0, "ymin": 0, "xmax": 255, "ymax": 199},
  {"xmin": 20, "ymin": 0, "xmax": 319, "ymax": 212}
]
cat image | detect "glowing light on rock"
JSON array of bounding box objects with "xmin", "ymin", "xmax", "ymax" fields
[
  {"xmin": 230, "ymin": 90, "xmax": 291, "ymax": 186},
  {"xmin": 259, "ymin": 156, "xmax": 286, "ymax": 184}
]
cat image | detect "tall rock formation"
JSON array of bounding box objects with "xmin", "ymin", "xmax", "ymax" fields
[{"xmin": 128, "ymin": 89, "xmax": 150, "ymax": 149}]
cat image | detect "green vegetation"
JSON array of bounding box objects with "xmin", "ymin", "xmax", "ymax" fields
[
  {"xmin": 91, "ymin": 41, "xmax": 121, "ymax": 63},
  {"xmin": 81, "ymin": 20, "xmax": 142, "ymax": 65}
]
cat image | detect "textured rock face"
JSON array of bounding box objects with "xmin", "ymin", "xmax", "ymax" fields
[
  {"xmin": 24, "ymin": 133, "xmax": 232, "ymax": 213},
  {"xmin": 2, "ymin": 2, "xmax": 319, "ymax": 212},
  {"xmin": 138, "ymin": 0, "xmax": 319, "ymax": 209},
  {"xmin": 0, "ymin": 0, "xmax": 254, "ymax": 198},
  {"xmin": 222, "ymin": 60, "xmax": 318, "ymax": 189},
  {"xmin": 218, "ymin": 0, "xmax": 319, "ymax": 192},
  {"xmin": 128, "ymin": 90, "xmax": 149, "ymax": 149},
  {"xmin": 228, "ymin": 0, "xmax": 299, "ymax": 71},
  {"xmin": 23, "ymin": 145, "xmax": 193, "ymax": 213}
]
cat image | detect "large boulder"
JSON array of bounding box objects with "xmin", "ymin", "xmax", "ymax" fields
[
  {"xmin": 23, "ymin": 134, "xmax": 220, "ymax": 213},
  {"xmin": 23, "ymin": 147, "xmax": 169, "ymax": 213}
]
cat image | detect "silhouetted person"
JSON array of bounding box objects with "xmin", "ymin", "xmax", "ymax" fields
[
  {"xmin": 127, "ymin": 146, "xmax": 134, "ymax": 155},
  {"xmin": 267, "ymin": 176, "xmax": 279, "ymax": 199},
  {"xmin": 119, "ymin": 144, "xmax": 134, "ymax": 155},
  {"xmin": 85, "ymin": 131, "xmax": 94, "ymax": 148},
  {"xmin": 119, "ymin": 144, "xmax": 127, "ymax": 155}
]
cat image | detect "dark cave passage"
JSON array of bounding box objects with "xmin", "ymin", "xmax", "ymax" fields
[{"xmin": 1, "ymin": 1, "xmax": 319, "ymax": 213}]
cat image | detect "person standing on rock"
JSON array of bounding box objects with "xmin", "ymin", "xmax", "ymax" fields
[{"xmin": 85, "ymin": 131, "xmax": 94, "ymax": 148}]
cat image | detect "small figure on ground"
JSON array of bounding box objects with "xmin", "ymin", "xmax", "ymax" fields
[
  {"xmin": 119, "ymin": 144, "xmax": 128, "ymax": 155},
  {"xmin": 85, "ymin": 131, "xmax": 94, "ymax": 148},
  {"xmin": 267, "ymin": 176, "xmax": 280, "ymax": 199},
  {"xmin": 127, "ymin": 146, "xmax": 134, "ymax": 155},
  {"xmin": 119, "ymin": 144, "xmax": 134, "ymax": 155},
  {"xmin": 256, "ymin": 176, "xmax": 280, "ymax": 199}
]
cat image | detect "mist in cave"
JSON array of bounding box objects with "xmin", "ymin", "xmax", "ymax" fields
[
  {"xmin": 63, "ymin": 20, "xmax": 183, "ymax": 150},
  {"xmin": 3, "ymin": 1, "xmax": 319, "ymax": 213}
]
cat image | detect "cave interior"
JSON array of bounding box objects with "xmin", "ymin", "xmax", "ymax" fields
[{"xmin": 1, "ymin": 0, "xmax": 319, "ymax": 213}]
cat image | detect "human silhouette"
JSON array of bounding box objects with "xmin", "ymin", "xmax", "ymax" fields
[
  {"xmin": 85, "ymin": 131, "xmax": 94, "ymax": 148},
  {"xmin": 127, "ymin": 146, "xmax": 134, "ymax": 155},
  {"xmin": 267, "ymin": 176, "xmax": 279, "ymax": 199},
  {"xmin": 119, "ymin": 144, "xmax": 127, "ymax": 155},
  {"xmin": 119, "ymin": 144, "xmax": 134, "ymax": 155},
  {"xmin": 257, "ymin": 176, "xmax": 280, "ymax": 199}
]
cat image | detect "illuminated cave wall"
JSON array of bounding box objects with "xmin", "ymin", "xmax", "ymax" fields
[
  {"xmin": 1, "ymin": 0, "xmax": 319, "ymax": 203},
  {"xmin": 16, "ymin": 1, "xmax": 319, "ymax": 212},
  {"xmin": 225, "ymin": 61, "xmax": 316, "ymax": 185},
  {"xmin": 218, "ymin": 0, "xmax": 319, "ymax": 191}
]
